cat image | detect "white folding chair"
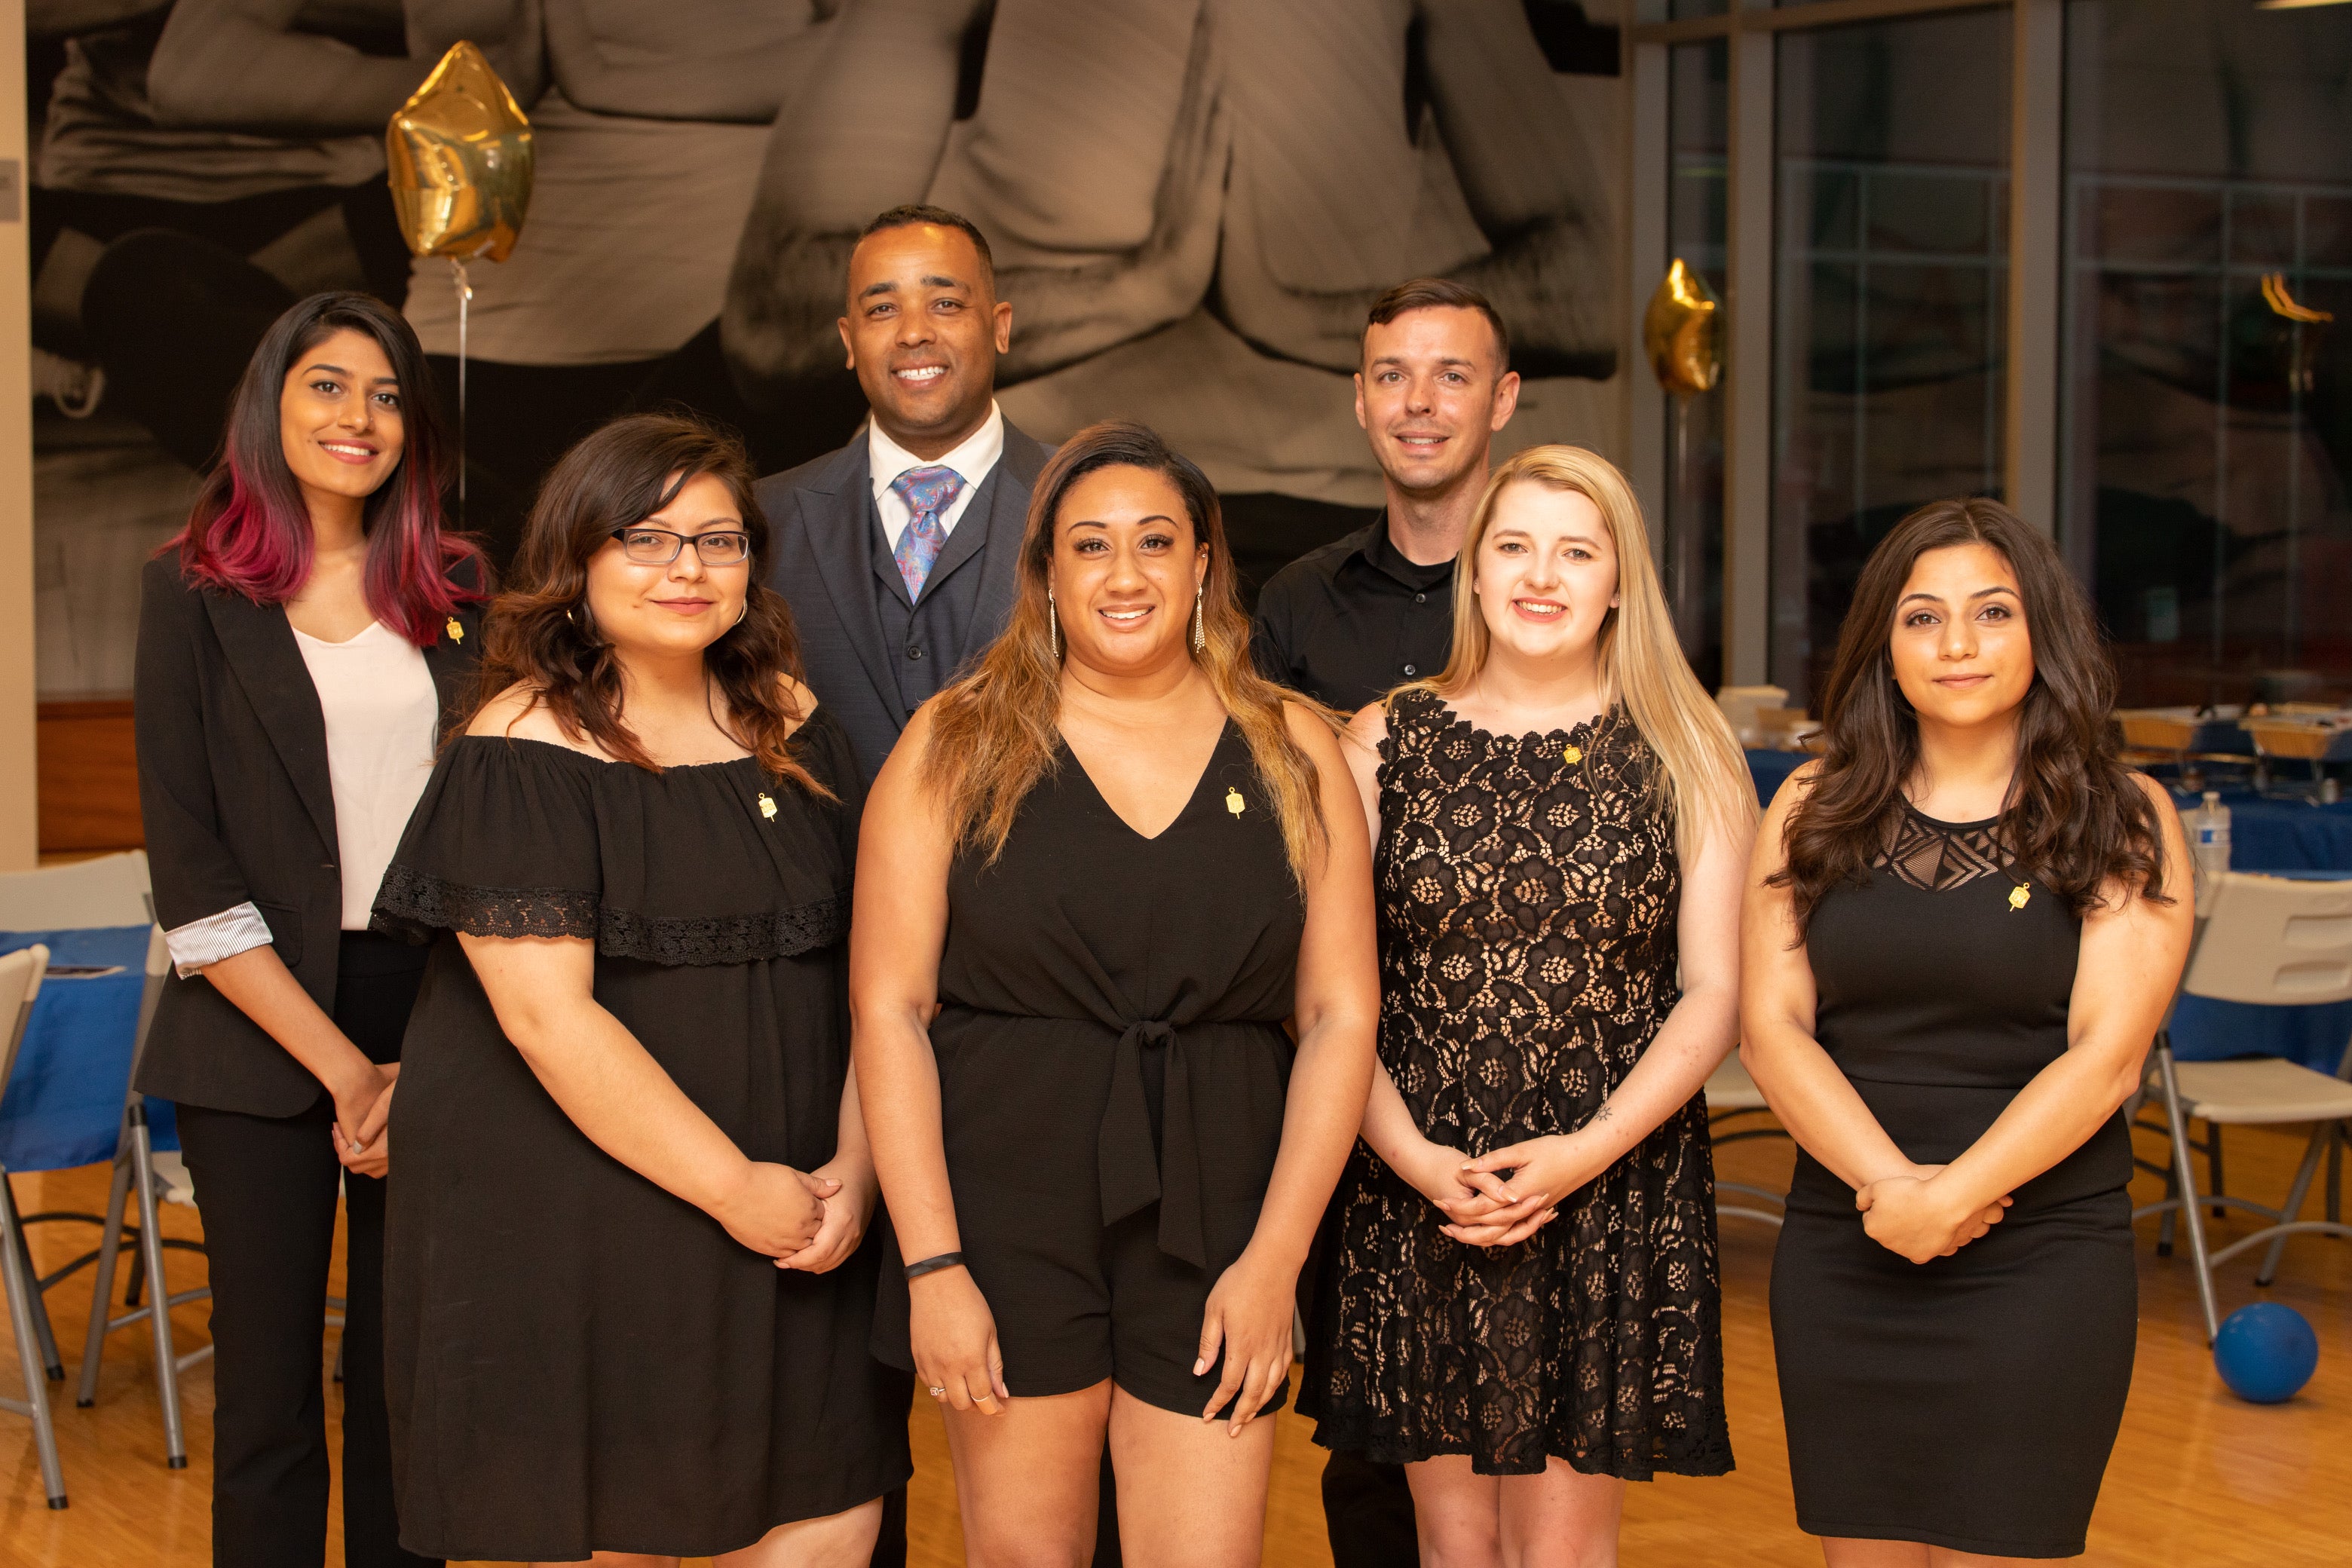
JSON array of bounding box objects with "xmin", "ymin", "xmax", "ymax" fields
[
  {"xmin": 0, "ymin": 851, "xmax": 152, "ymax": 931},
  {"xmin": 75, "ymin": 924, "xmax": 210, "ymax": 1467},
  {"xmin": 1704, "ymin": 1055, "xmax": 1788, "ymax": 1227},
  {"xmin": 2133, "ymin": 872, "xmax": 2352, "ymax": 1343},
  {"xmin": 0, "ymin": 945, "xmax": 67, "ymax": 1508}
]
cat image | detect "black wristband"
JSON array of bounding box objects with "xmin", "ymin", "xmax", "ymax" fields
[{"xmin": 902, "ymin": 1251, "xmax": 966, "ymax": 1282}]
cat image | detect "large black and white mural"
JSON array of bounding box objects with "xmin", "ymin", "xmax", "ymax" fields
[{"xmin": 26, "ymin": 0, "xmax": 1627, "ymax": 697}]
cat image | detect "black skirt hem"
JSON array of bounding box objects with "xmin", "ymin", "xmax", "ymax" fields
[
  {"xmin": 1795, "ymin": 1514, "xmax": 2085, "ymax": 1560},
  {"xmin": 397, "ymin": 1456, "xmax": 914, "ymax": 1564},
  {"xmin": 1308, "ymin": 1412, "xmax": 1733, "ymax": 1483}
]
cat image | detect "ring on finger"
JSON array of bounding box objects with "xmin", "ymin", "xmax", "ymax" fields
[{"xmin": 928, "ymin": 1385, "xmax": 946, "ymax": 1398}]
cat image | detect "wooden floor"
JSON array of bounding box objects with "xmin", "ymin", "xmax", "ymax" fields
[{"xmin": 4, "ymin": 1118, "xmax": 2346, "ymax": 1566}]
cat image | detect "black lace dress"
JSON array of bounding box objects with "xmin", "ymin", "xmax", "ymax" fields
[
  {"xmin": 370, "ymin": 714, "xmax": 911, "ymax": 1561},
  {"xmin": 1301, "ymin": 689, "xmax": 1732, "ymax": 1479}
]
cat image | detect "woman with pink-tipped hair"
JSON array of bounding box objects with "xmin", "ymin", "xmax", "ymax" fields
[{"xmin": 134, "ymin": 291, "xmax": 484, "ymax": 1568}]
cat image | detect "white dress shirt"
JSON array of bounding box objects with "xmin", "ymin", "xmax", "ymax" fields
[{"xmin": 867, "ymin": 402, "xmax": 1006, "ymax": 551}]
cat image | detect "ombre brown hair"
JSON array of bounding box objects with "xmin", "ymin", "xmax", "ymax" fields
[
  {"xmin": 921, "ymin": 421, "xmax": 1330, "ymax": 883},
  {"xmin": 465, "ymin": 412, "xmax": 828, "ymax": 795},
  {"xmin": 1409, "ymin": 445, "xmax": 1754, "ymax": 863},
  {"xmin": 1772, "ymin": 497, "xmax": 2166, "ymax": 929}
]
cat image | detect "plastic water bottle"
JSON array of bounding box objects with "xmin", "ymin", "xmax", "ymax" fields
[{"xmin": 2189, "ymin": 790, "xmax": 2232, "ymax": 913}]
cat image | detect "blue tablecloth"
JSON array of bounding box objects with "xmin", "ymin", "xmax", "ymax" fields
[
  {"xmin": 1740, "ymin": 755, "xmax": 2352, "ymax": 1072},
  {"xmin": 1749, "ymin": 749, "xmax": 1808, "ymax": 809},
  {"xmin": 0, "ymin": 926, "xmax": 174, "ymax": 1173}
]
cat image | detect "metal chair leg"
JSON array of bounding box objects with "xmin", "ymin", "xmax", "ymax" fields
[
  {"xmin": 2329, "ymin": 1125, "xmax": 2344, "ymax": 1228},
  {"xmin": 75, "ymin": 1153, "xmax": 134, "ymax": 1408},
  {"xmin": 2256, "ymin": 1120, "xmax": 2336, "ymax": 1287},
  {"xmin": 2209, "ymin": 1120, "xmax": 2228, "ymax": 1217},
  {"xmin": 130, "ymin": 1113, "xmax": 188, "ymax": 1468},
  {"xmin": 2158, "ymin": 1047, "xmax": 2222, "ymax": 1343},
  {"xmin": 0, "ymin": 1166, "xmax": 67, "ymax": 1508},
  {"xmin": 2, "ymin": 1179, "xmax": 63, "ymax": 1381}
]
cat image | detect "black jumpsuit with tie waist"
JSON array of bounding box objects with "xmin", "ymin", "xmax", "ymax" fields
[{"xmin": 879, "ymin": 720, "xmax": 1305, "ymax": 1413}]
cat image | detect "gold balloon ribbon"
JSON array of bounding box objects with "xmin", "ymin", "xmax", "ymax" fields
[{"xmin": 1643, "ymin": 259, "xmax": 1724, "ymax": 399}]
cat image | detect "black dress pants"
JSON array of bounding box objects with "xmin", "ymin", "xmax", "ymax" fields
[{"xmin": 174, "ymin": 933, "xmax": 437, "ymax": 1568}]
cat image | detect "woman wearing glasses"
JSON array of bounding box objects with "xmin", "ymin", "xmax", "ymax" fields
[{"xmin": 372, "ymin": 413, "xmax": 908, "ymax": 1565}]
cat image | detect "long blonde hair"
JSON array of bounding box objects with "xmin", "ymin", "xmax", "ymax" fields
[
  {"xmin": 1417, "ymin": 444, "xmax": 1754, "ymax": 860},
  {"xmin": 921, "ymin": 421, "xmax": 1331, "ymax": 884}
]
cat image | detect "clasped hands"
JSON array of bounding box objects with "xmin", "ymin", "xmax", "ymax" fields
[
  {"xmin": 1854, "ymin": 1165, "xmax": 2014, "ymax": 1264},
  {"xmin": 1396, "ymin": 1132, "xmax": 1613, "ymax": 1248},
  {"xmin": 331, "ymin": 1061, "xmax": 400, "ymax": 1179},
  {"xmin": 712, "ymin": 1156, "xmax": 875, "ymax": 1274}
]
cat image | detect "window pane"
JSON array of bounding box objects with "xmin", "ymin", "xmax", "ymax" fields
[
  {"xmin": 1666, "ymin": 36, "xmax": 1729, "ymax": 688},
  {"xmin": 2062, "ymin": 0, "xmax": 2352, "ymax": 706},
  {"xmin": 1772, "ymin": 8, "xmax": 2012, "ymax": 707}
]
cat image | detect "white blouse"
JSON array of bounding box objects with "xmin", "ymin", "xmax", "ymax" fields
[{"xmin": 293, "ymin": 620, "xmax": 440, "ymax": 931}]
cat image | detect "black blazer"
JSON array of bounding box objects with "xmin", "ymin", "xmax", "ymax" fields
[
  {"xmin": 757, "ymin": 420, "xmax": 1052, "ymax": 782},
  {"xmin": 132, "ymin": 554, "xmax": 484, "ymax": 1117}
]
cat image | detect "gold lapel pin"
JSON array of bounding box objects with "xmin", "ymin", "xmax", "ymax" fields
[
  {"xmin": 2008, "ymin": 884, "xmax": 2032, "ymax": 911},
  {"xmin": 446, "ymin": 617, "xmax": 464, "ymax": 642},
  {"xmin": 1225, "ymin": 787, "xmax": 1246, "ymax": 818},
  {"xmin": 1562, "ymin": 743, "xmax": 1582, "ymax": 764},
  {"xmin": 758, "ymin": 792, "xmax": 778, "ymax": 821}
]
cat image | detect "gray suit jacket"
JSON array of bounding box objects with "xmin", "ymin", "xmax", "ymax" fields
[{"xmin": 758, "ymin": 420, "xmax": 1052, "ymax": 783}]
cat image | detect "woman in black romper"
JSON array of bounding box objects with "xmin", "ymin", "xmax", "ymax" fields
[
  {"xmin": 855, "ymin": 421, "xmax": 1379, "ymax": 1566},
  {"xmin": 1743, "ymin": 499, "xmax": 2191, "ymax": 1564}
]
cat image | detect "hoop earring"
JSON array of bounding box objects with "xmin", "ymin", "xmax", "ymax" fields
[
  {"xmin": 732, "ymin": 598, "xmax": 748, "ymax": 630},
  {"xmin": 568, "ymin": 601, "xmax": 599, "ymax": 644},
  {"xmin": 1193, "ymin": 586, "xmax": 1205, "ymax": 654},
  {"xmin": 1048, "ymin": 591, "xmax": 1061, "ymax": 660}
]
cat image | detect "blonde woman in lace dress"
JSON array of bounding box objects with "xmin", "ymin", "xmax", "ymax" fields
[{"xmin": 1300, "ymin": 446, "xmax": 1756, "ymax": 1566}]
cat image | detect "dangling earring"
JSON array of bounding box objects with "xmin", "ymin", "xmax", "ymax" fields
[
  {"xmin": 1193, "ymin": 586, "xmax": 1205, "ymax": 654},
  {"xmin": 1048, "ymin": 591, "xmax": 1061, "ymax": 660}
]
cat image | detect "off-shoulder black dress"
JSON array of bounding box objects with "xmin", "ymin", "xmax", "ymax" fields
[{"xmin": 371, "ymin": 712, "xmax": 910, "ymax": 1562}]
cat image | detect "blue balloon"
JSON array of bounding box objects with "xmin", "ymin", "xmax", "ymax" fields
[{"xmin": 2213, "ymin": 1303, "xmax": 2319, "ymax": 1404}]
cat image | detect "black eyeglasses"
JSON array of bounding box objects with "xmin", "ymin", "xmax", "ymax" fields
[{"xmin": 608, "ymin": 525, "xmax": 752, "ymax": 566}]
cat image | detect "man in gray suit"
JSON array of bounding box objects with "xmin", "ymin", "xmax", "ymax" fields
[{"xmin": 757, "ymin": 204, "xmax": 1054, "ymax": 785}]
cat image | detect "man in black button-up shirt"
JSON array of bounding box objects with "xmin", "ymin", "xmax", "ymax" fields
[
  {"xmin": 1250, "ymin": 277, "xmax": 1522, "ymax": 715},
  {"xmin": 1251, "ymin": 279, "xmax": 1521, "ymax": 1568}
]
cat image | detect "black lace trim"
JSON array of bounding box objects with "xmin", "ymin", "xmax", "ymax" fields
[
  {"xmin": 598, "ymin": 893, "xmax": 849, "ymax": 966},
  {"xmin": 373, "ymin": 864, "xmax": 599, "ymax": 943},
  {"xmin": 372, "ymin": 865, "xmax": 848, "ymax": 966},
  {"xmin": 1878, "ymin": 811, "xmax": 2017, "ymax": 892}
]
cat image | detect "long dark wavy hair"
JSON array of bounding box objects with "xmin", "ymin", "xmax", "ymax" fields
[
  {"xmin": 160, "ymin": 291, "xmax": 483, "ymax": 645},
  {"xmin": 920, "ymin": 420, "xmax": 1331, "ymax": 883},
  {"xmin": 465, "ymin": 412, "xmax": 828, "ymax": 795},
  {"xmin": 1772, "ymin": 497, "xmax": 2167, "ymax": 930}
]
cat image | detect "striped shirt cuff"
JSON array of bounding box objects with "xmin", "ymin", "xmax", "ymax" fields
[{"xmin": 164, "ymin": 902, "xmax": 274, "ymax": 978}]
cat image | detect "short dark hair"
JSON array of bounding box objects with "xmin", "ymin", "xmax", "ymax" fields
[
  {"xmin": 1364, "ymin": 277, "xmax": 1510, "ymax": 373},
  {"xmin": 859, "ymin": 204, "xmax": 995, "ymax": 283}
]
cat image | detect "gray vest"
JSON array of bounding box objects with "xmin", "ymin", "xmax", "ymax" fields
[{"xmin": 868, "ymin": 465, "xmax": 1008, "ymax": 709}]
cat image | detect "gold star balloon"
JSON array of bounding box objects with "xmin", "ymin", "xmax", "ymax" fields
[
  {"xmin": 1643, "ymin": 259, "xmax": 1723, "ymax": 399},
  {"xmin": 386, "ymin": 41, "xmax": 534, "ymax": 263}
]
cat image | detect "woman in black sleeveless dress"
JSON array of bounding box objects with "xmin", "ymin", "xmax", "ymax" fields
[
  {"xmin": 1300, "ymin": 447, "xmax": 1755, "ymax": 1563},
  {"xmin": 1744, "ymin": 500, "xmax": 2190, "ymax": 1564},
  {"xmin": 373, "ymin": 415, "xmax": 908, "ymax": 1565},
  {"xmin": 854, "ymin": 423, "xmax": 1378, "ymax": 1566}
]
